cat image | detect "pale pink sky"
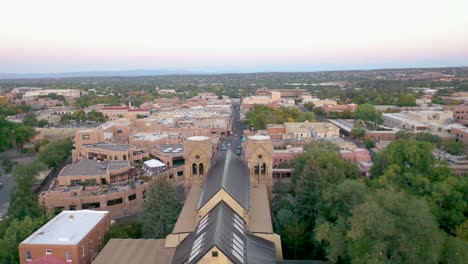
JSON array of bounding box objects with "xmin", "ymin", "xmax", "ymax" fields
[{"xmin": 1, "ymin": 0, "xmax": 468, "ymax": 73}]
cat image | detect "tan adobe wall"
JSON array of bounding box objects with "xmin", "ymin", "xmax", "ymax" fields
[
  {"xmin": 183, "ymin": 137, "xmax": 212, "ymax": 191},
  {"xmin": 198, "ymin": 246, "xmax": 231, "ymax": 264}
]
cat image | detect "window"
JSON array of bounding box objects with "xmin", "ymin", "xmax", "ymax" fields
[
  {"xmin": 82, "ymin": 202, "xmax": 100, "ymax": 209},
  {"xmin": 212, "ymin": 251, "xmax": 218, "ymax": 257},
  {"xmin": 114, "ymin": 156, "xmax": 118, "ymax": 160},
  {"xmin": 82, "ymin": 245, "xmax": 85, "ymax": 257},
  {"xmin": 82, "ymin": 134, "xmax": 90, "ymax": 140},
  {"xmin": 116, "ymin": 129, "xmax": 122, "ymax": 134},
  {"xmin": 107, "ymin": 198, "xmax": 123, "ymax": 206},
  {"xmin": 66, "ymin": 251, "xmax": 72, "ymax": 262},
  {"xmin": 89, "ymin": 240, "xmax": 93, "ymax": 252},
  {"xmin": 128, "ymin": 194, "xmax": 136, "ymax": 201},
  {"xmin": 26, "ymin": 251, "xmax": 32, "ymax": 261},
  {"xmin": 46, "ymin": 249, "xmax": 52, "ymax": 255},
  {"xmin": 123, "ymin": 155, "xmax": 127, "ymax": 160}
]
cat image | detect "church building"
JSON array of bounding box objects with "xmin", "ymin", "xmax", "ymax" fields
[{"xmin": 94, "ymin": 135, "xmax": 282, "ymax": 264}]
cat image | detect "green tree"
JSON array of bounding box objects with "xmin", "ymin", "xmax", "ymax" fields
[
  {"xmin": 72, "ymin": 109, "xmax": 87, "ymax": 122},
  {"xmin": 363, "ymin": 138, "xmax": 375, "ymax": 149},
  {"xmin": 38, "ymin": 138, "xmax": 72, "ymax": 168},
  {"xmin": 22, "ymin": 113, "xmax": 39, "ymax": 127},
  {"xmin": 351, "ymin": 127, "xmax": 365, "ymax": 138},
  {"xmin": 346, "ymin": 190, "xmax": 443, "ymax": 263},
  {"xmin": 142, "ymin": 179, "xmax": 182, "ymax": 238},
  {"xmin": 8, "ymin": 161, "xmax": 46, "ymax": 220},
  {"xmin": 355, "ymin": 103, "xmax": 382, "ymax": 129},
  {"xmin": 14, "ymin": 125, "xmax": 37, "ymax": 148},
  {"xmin": 398, "ymin": 93, "xmax": 417, "ymax": 106},
  {"xmin": 395, "ymin": 131, "xmax": 442, "ymax": 147},
  {"xmin": 443, "ymin": 141, "xmax": 465, "ymax": 155},
  {"xmin": 282, "ymin": 216, "xmax": 308, "ymax": 260},
  {"xmin": 87, "ymin": 110, "xmax": 106, "ymax": 122},
  {"xmin": 103, "ymin": 221, "xmax": 142, "ymax": 246},
  {"xmin": 441, "ymin": 235, "xmax": 468, "ymax": 264},
  {"xmin": 0, "ymin": 216, "xmax": 50, "ymax": 264},
  {"xmin": 303, "ymin": 102, "xmax": 315, "ymax": 111},
  {"xmin": 296, "ymin": 111, "xmax": 316, "ymax": 122},
  {"xmin": 292, "ymin": 140, "xmax": 340, "ymax": 183},
  {"xmin": 372, "ymin": 139, "xmax": 468, "ymax": 234}
]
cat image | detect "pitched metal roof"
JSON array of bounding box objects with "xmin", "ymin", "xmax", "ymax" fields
[
  {"xmin": 197, "ymin": 150, "xmax": 250, "ymax": 210},
  {"xmin": 172, "ymin": 201, "xmax": 276, "ymax": 264}
]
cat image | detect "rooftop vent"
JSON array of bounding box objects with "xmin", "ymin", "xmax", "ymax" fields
[{"xmin": 68, "ymin": 215, "xmax": 74, "ymax": 220}]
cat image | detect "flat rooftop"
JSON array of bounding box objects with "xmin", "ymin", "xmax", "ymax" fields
[
  {"xmin": 132, "ymin": 133, "xmax": 169, "ymax": 141},
  {"xmin": 21, "ymin": 210, "xmax": 108, "ymax": 245},
  {"xmin": 59, "ymin": 159, "xmax": 130, "ymax": 177},
  {"xmin": 155, "ymin": 144, "xmax": 184, "ymax": 154},
  {"xmin": 84, "ymin": 143, "xmax": 135, "ymax": 151}
]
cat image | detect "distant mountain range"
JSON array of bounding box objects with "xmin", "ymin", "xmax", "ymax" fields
[
  {"xmin": 0, "ymin": 69, "xmax": 216, "ymax": 80},
  {"xmin": 1, "ymin": 64, "xmax": 467, "ymax": 80}
]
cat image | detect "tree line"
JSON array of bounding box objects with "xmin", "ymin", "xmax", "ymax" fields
[
  {"xmin": 244, "ymin": 105, "xmax": 316, "ymax": 130},
  {"xmin": 273, "ymin": 139, "xmax": 467, "ymax": 262},
  {"xmin": 0, "ymin": 139, "xmax": 72, "ymax": 263}
]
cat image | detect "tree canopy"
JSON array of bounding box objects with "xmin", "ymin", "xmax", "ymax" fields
[
  {"xmin": 355, "ymin": 103, "xmax": 382, "ymax": 129},
  {"xmin": 244, "ymin": 105, "xmax": 315, "ymax": 130},
  {"xmin": 37, "ymin": 138, "xmax": 72, "ymax": 168},
  {"xmin": 142, "ymin": 179, "xmax": 182, "ymax": 238},
  {"xmin": 273, "ymin": 139, "xmax": 468, "ymax": 263}
]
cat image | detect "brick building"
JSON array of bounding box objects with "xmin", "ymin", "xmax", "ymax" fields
[{"xmin": 19, "ymin": 210, "xmax": 110, "ymax": 264}]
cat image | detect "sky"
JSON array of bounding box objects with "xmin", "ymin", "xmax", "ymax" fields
[{"xmin": 1, "ymin": 0, "xmax": 468, "ymax": 73}]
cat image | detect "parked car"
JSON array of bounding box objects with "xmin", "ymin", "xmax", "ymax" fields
[
  {"xmin": 236, "ymin": 149, "xmax": 242, "ymax": 155},
  {"xmin": 0, "ymin": 182, "xmax": 3, "ymax": 189}
]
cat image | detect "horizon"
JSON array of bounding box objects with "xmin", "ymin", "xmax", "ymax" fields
[
  {"xmin": 2, "ymin": 0, "xmax": 468, "ymax": 74},
  {"xmin": 1, "ymin": 64, "xmax": 467, "ymax": 80}
]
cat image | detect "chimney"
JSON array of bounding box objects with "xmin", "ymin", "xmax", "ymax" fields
[
  {"xmin": 128, "ymin": 101, "xmax": 132, "ymax": 108},
  {"xmin": 69, "ymin": 214, "xmax": 74, "ymax": 220}
]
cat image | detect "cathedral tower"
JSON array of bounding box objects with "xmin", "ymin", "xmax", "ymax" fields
[{"xmin": 183, "ymin": 136, "xmax": 212, "ymax": 193}]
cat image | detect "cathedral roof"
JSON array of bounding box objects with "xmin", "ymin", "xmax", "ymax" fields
[
  {"xmin": 172, "ymin": 201, "xmax": 276, "ymax": 264},
  {"xmin": 197, "ymin": 150, "xmax": 250, "ymax": 210}
]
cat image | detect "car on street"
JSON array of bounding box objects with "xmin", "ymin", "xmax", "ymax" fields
[
  {"xmin": 0, "ymin": 182, "xmax": 3, "ymax": 189},
  {"xmin": 236, "ymin": 149, "xmax": 242, "ymax": 155}
]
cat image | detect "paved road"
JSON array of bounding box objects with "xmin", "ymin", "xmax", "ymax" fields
[
  {"xmin": 214, "ymin": 102, "xmax": 245, "ymax": 162},
  {"xmin": 0, "ymin": 171, "xmax": 14, "ymax": 221}
]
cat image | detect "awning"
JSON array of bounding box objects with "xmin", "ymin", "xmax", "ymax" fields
[{"xmin": 144, "ymin": 159, "xmax": 165, "ymax": 168}]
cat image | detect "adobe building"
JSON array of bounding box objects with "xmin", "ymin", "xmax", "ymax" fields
[
  {"xmin": 94, "ymin": 136, "xmax": 282, "ymax": 263},
  {"xmin": 323, "ymin": 103, "xmax": 357, "ymax": 114},
  {"xmin": 19, "ymin": 210, "xmax": 110, "ymax": 264},
  {"xmin": 39, "ymin": 159, "xmax": 155, "ymax": 219}
]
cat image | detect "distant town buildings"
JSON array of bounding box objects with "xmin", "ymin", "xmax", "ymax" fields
[
  {"xmin": 323, "ymin": 103, "xmax": 357, "ymax": 114},
  {"xmin": 382, "ymin": 110, "xmax": 464, "ymax": 139},
  {"xmin": 266, "ymin": 122, "xmax": 340, "ymax": 142}
]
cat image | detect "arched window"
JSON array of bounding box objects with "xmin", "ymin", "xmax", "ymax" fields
[
  {"xmin": 261, "ymin": 163, "xmax": 266, "ymax": 175},
  {"xmin": 192, "ymin": 163, "xmax": 198, "ymax": 175},
  {"xmin": 254, "ymin": 163, "xmax": 260, "ymax": 175},
  {"xmin": 199, "ymin": 163, "xmax": 204, "ymax": 175}
]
